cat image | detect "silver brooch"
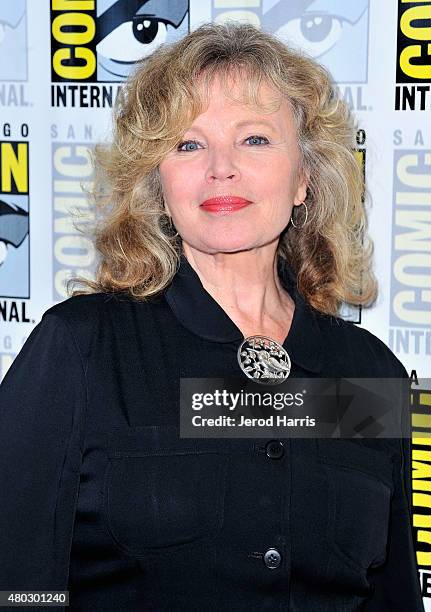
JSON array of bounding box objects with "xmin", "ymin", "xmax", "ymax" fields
[{"xmin": 237, "ymin": 335, "xmax": 291, "ymax": 385}]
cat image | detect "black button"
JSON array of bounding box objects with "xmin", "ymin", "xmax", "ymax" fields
[
  {"xmin": 265, "ymin": 440, "xmax": 284, "ymax": 459},
  {"xmin": 263, "ymin": 548, "xmax": 282, "ymax": 569}
]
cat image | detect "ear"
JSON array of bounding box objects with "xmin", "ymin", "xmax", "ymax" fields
[{"xmin": 294, "ymin": 172, "xmax": 308, "ymax": 206}]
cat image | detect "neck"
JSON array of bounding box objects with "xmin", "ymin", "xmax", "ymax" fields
[{"xmin": 182, "ymin": 243, "xmax": 295, "ymax": 342}]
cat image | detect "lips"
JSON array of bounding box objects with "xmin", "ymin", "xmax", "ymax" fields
[{"xmin": 200, "ymin": 196, "xmax": 252, "ymax": 212}]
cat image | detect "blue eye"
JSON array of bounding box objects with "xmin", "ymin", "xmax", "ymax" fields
[
  {"xmin": 176, "ymin": 135, "xmax": 269, "ymax": 152},
  {"xmin": 246, "ymin": 135, "xmax": 269, "ymax": 146},
  {"xmin": 177, "ymin": 140, "xmax": 201, "ymax": 152}
]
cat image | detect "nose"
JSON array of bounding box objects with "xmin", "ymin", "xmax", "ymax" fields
[{"xmin": 205, "ymin": 146, "xmax": 240, "ymax": 183}]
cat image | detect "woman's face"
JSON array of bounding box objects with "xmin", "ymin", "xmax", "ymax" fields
[{"xmin": 158, "ymin": 74, "xmax": 307, "ymax": 255}]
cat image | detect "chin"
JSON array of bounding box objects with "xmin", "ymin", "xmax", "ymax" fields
[
  {"xmin": 182, "ymin": 233, "xmax": 258, "ymax": 253},
  {"xmin": 204, "ymin": 232, "xmax": 284, "ymax": 254},
  {"xmin": 203, "ymin": 245, "xmax": 260, "ymax": 256}
]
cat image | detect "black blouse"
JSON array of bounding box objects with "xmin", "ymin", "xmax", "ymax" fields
[{"xmin": 0, "ymin": 255, "xmax": 424, "ymax": 611}]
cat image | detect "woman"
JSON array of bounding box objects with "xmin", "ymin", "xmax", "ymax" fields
[{"xmin": 0, "ymin": 22, "xmax": 423, "ymax": 612}]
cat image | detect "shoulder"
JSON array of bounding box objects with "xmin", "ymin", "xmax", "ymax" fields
[
  {"xmin": 315, "ymin": 311, "xmax": 408, "ymax": 378},
  {"xmin": 44, "ymin": 291, "xmax": 108, "ymax": 316},
  {"xmin": 43, "ymin": 292, "xmax": 121, "ymax": 321},
  {"xmin": 43, "ymin": 291, "xmax": 162, "ymax": 322},
  {"xmin": 41, "ymin": 292, "xmax": 144, "ymax": 358},
  {"xmin": 41, "ymin": 291, "xmax": 165, "ymax": 355},
  {"xmin": 42, "ymin": 293, "xmax": 111, "ymax": 336},
  {"xmin": 36, "ymin": 294, "xmax": 109, "ymax": 362}
]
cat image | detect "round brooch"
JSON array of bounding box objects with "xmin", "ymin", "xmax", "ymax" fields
[{"xmin": 237, "ymin": 335, "xmax": 291, "ymax": 385}]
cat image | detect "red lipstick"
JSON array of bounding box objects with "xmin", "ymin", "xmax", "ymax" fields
[{"xmin": 200, "ymin": 196, "xmax": 252, "ymax": 213}]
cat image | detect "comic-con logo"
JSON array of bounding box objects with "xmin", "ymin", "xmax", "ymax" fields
[
  {"xmin": 390, "ymin": 149, "xmax": 431, "ymax": 357},
  {"xmin": 51, "ymin": 1, "xmax": 189, "ymax": 107},
  {"xmin": 52, "ymin": 142, "xmax": 96, "ymax": 301},
  {"xmin": 211, "ymin": 1, "xmax": 370, "ymax": 110},
  {"xmin": 396, "ymin": 0, "xmax": 431, "ymax": 110},
  {"xmin": 411, "ymin": 380, "xmax": 431, "ymax": 599},
  {"xmin": 0, "ymin": 138, "xmax": 29, "ymax": 299},
  {"xmin": 211, "ymin": 0, "xmax": 369, "ymax": 85},
  {"xmin": 0, "ymin": 1, "xmax": 27, "ymax": 82}
]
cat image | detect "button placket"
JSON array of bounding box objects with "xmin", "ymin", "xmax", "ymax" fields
[{"xmin": 249, "ymin": 441, "xmax": 286, "ymax": 576}]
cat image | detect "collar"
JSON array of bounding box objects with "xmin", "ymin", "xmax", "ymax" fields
[{"xmin": 165, "ymin": 253, "xmax": 323, "ymax": 373}]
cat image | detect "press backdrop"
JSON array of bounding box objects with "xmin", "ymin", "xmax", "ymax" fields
[{"xmin": 0, "ymin": 0, "xmax": 430, "ymax": 606}]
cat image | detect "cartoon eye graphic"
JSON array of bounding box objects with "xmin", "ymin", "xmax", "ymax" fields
[
  {"xmin": 96, "ymin": 17, "xmax": 168, "ymax": 63},
  {"xmin": 0, "ymin": 199, "xmax": 29, "ymax": 267},
  {"xmin": 276, "ymin": 14, "xmax": 345, "ymax": 58},
  {"xmin": 132, "ymin": 16, "xmax": 163, "ymax": 44}
]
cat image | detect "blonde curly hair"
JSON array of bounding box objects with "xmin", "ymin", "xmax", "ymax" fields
[{"xmin": 70, "ymin": 21, "xmax": 377, "ymax": 316}]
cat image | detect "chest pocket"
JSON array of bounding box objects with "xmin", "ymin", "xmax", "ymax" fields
[
  {"xmin": 317, "ymin": 439, "xmax": 395, "ymax": 571},
  {"xmin": 103, "ymin": 426, "xmax": 229, "ymax": 557}
]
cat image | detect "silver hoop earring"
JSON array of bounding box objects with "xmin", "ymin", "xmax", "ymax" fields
[{"xmin": 290, "ymin": 201, "xmax": 308, "ymax": 229}]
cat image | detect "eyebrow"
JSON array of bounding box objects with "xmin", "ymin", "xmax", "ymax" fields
[
  {"xmin": 186, "ymin": 119, "xmax": 278, "ymax": 134},
  {"xmin": 234, "ymin": 119, "xmax": 277, "ymax": 130}
]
